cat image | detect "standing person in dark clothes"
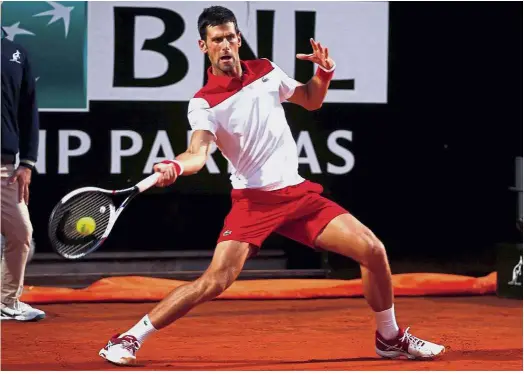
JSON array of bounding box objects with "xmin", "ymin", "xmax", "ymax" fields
[{"xmin": 1, "ymin": 27, "xmax": 45, "ymax": 321}]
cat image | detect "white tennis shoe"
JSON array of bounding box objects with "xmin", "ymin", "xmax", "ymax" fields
[
  {"xmin": 99, "ymin": 334, "xmax": 141, "ymax": 366},
  {"xmin": 375, "ymin": 327, "xmax": 446, "ymax": 359},
  {"xmin": 0, "ymin": 300, "xmax": 45, "ymax": 321}
]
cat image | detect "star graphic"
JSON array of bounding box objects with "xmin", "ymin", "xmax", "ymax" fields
[
  {"xmin": 33, "ymin": 1, "xmax": 74, "ymax": 38},
  {"xmin": 3, "ymin": 22, "xmax": 35, "ymax": 41}
]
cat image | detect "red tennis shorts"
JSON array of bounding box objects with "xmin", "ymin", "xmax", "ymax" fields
[{"xmin": 217, "ymin": 180, "xmax": 348, "ymax": 252}]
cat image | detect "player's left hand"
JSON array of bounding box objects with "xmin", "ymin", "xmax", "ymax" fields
[
  {"xmin": 7, "ymin": 166, "xmax": 32, "ymax": 204},
  {"xmin": 296, "ymin": 38, "xmax": 335, "ymax": 71}
]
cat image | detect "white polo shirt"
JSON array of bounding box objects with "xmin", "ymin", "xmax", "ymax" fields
[{"xmin": 187, "ymin": 58, "xmax": 305, "ymax": 190}]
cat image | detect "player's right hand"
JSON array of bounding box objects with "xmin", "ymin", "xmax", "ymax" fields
[{"xmin": 153, "ymin": 162, "xmax": 179, "ymax": 187}]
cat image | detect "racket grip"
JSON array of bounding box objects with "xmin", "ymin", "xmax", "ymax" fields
[{"xmin": 136, "ymin": 172, "xmax": 162, "ymax": 192}]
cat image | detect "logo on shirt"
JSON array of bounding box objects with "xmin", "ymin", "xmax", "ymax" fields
[
  {"xmin": 10, "ymin": 50, "xmax": 22, "ymax": 64},
  {"xmin": 223, "ymin": 230, "xmax": 232, "ymax": 237}
]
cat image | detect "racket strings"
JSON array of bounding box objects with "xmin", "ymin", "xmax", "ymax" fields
[{"xmin": 49, "ymin": 192, "xmax": 114, "ymax": 258}]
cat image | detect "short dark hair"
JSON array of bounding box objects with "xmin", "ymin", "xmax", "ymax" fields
[{"xmin": 198, "ymin": 6, "xmax": 240, "ymax": 40}]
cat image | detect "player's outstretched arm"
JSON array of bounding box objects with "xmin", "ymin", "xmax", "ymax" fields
[
  {"xmin": 153, "ymin": 130, "xmax": 215, "ymax": 187},
  {"xmin": 176, "ymin": 130, "xmax": 215, "ymax": 175},
  {"xmin": 287, "ymin": 38, "xmax": 335, "ymax": 111}
]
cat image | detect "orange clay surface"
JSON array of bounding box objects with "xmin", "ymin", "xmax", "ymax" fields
[{"xmin": 2, "ymin": 296, "xmax": 522, "ymax": 371}]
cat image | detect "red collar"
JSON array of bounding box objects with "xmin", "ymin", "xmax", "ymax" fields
[{"xmin": 206, "ymin": 61, "xmax": 253, "ymax": 88}]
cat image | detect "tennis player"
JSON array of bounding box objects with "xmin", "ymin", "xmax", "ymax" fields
[{"xmin": 99, "ymin": 6, "xmax": 445, "ymax": 365}]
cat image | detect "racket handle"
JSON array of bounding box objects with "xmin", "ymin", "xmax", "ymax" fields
[{"xmin": 136, "ymin": 172, "xmax": 162, "ymax": 192}]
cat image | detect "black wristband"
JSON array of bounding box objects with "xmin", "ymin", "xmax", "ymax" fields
[{"xmin": 19, "ymin": 162, "xmax": 35, "ymax": 171}]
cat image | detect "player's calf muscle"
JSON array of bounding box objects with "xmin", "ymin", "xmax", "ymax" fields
[
  {"xmin": 148, "ymin": 243, "xmax": 248, "ymax": 329},
  {"xmin": 148, "ymin": 277, "xmax": 220, "ymax": 328}
]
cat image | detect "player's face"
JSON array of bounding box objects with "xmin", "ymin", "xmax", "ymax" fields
[{"xmin": 200, "ymin": 22, "xmax": 242, "ymax": 75}]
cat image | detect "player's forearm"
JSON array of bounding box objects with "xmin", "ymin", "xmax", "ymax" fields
[
  {"xmin": 175, "ymin": 151, "xmax": 207, "ymax": 176},
  {"xmin": 170, "ymin": 129, "xmax": 214, "ymax": 176},
  {"xmin": 303, "ymin": 67, "xmax": 335, "ymax": 110}
]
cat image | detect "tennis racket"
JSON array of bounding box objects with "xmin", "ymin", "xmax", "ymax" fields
[{"xmin": 48, "ymin": 172, "xmax": 161, "ymax": 260}]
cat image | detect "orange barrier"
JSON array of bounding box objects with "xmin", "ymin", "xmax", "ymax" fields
[{"xmin": 20, "ymin": 272, "xmax": 497, "ymax": 304}]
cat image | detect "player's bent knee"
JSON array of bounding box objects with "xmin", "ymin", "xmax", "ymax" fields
[
  {"xmin": 206, "ymin": 279, "xmax": 228, "ymax": 298},
  {"xmin": 199, "ymin": 270, "xmax": 235, "ymax": 300},
  {"xmin": 364, "ymin": 237, "xmax": 388, "ymax": 270}
]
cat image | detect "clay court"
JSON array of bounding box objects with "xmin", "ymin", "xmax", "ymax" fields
[{"xmin": 2, "ymin": 296, "xmax": 522, "ymax": 371}]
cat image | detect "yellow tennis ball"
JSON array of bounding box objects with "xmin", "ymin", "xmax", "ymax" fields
[{"xmin": 76, "ymin": 217, "xmax": 96, "ymax": 236}]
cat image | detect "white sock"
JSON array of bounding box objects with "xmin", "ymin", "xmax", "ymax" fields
[
  {"xmin": 120, "ymin": 315, "xmax": 157, "ymax": 345},
  {"xmin": 375, "ymin": 305, "xmax": 400, "ymax": 340}
]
